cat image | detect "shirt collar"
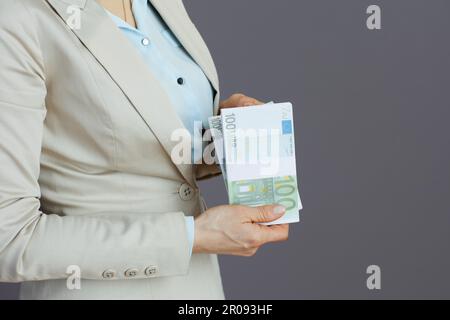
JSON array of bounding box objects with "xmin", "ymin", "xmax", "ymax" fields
[{"xmin": 107, "ymin": 10, "xmax": 137, "ymax": 32}]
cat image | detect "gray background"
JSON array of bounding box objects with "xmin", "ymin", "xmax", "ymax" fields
[{"xmin": 1, "ymin": 0, "xmax": 450, "ymax": 299}]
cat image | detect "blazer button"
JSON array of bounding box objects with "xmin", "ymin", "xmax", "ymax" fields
[
  {"xmin": 178, "ymin": 183, "xmax": 194, "ymax": 201},
  {"xmin": 124, "ymin": 268, "xmax": 139, "ymax": 278},
  {"xmin": 144, "ymin": 266, "xmax": 158, "ymax": 277},
  {"xmin": 102, "ymin": 269, "xmax": 116, "ymax": 279}
]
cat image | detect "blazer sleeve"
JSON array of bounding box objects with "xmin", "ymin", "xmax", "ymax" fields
[{"xmin": 0, "ymin": 0, "xmax": 190, "ymax": 282}]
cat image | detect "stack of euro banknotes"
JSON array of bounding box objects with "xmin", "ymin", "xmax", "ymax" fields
[{"xmin": 208, "ymin": 102, "xmax": 302, "ymax": 225}]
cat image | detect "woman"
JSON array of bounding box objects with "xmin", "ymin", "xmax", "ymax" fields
[{"xmin": 0, "ymin": 0, "xmax": 288, "ymax": 299}]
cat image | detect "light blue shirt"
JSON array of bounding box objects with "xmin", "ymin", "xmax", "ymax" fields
[{"xmin": 108, "ymin": 0, "xmax": 215, "ymax": 255}]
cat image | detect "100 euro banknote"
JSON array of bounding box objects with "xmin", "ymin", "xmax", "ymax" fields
[{"xmin": 219, "ymin": 102, "xmax": 302, "ymax": 225}]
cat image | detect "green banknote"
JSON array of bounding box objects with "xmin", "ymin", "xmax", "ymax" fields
[{"xmin": 228, "ymin": 175, "xmax": 298, "ymax": 214}]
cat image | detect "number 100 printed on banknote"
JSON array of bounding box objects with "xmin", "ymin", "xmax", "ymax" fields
[{"xmin": 218, "ymin": 102, "xmax": 302, "ymax": 225}]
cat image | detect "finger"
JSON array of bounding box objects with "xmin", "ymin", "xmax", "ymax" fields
[
  {"xmin": 241, "ymin": 97, "xmax": 264, "ymax": 107},
  {"xmin": 220, "ymin": 95, "xmax": 265, "ymax": 109},
  {"xmin": 258, "ymin": 224, "xmax": 289, "ymax": 243},
  {"xmin": 219, "ymin": 93, "xmax": 245, "ymax": 109},
  {"xmin": 246, "ymin": 204, "xmax": 286, "ymax": 223}
]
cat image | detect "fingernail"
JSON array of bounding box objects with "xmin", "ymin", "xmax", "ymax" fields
[{"xmin": 273, "ymin": 205, "xmax": 286, "ymax": 215}]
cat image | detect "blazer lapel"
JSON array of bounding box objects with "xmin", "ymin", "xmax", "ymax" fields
[{"xmin": 45, "ymin": 0, "xmax": 217, "ymax": 186}]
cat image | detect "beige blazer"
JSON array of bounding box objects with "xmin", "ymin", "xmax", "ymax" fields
[{"xmin": 0, "ymin": 0, "xmax": 224, "ymax": 299}]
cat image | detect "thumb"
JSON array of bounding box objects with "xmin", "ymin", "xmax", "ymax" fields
[{"xmin": 248, "ymin": 205, "xmax": 286, "ymax": 223}]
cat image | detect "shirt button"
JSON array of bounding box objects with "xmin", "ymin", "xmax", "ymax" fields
[
  {"xmin": 178, "ymin": 183, "xmax": 194, "ymax": 201},
  {"xmin": 124, "ymin": 268, "xmax": 139, "ymax": 278},
  {"xmin": 177, "ymin": 77, "xmax": 185, "ymax": 85},
  {"xmin": 144, "ymin": 266, "xmax": 158, "ymax": 277},
  {"xmin": 141, "ymin": 37, "xmax": 150, "ymax": 46},
  {"xmin": 102, "ymin": 269, "xmax": 116, "ymax": 279}
]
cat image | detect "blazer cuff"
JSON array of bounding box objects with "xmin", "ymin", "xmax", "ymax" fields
[{"xmin": 0, "ymin": 208, "xmax": 192, "ymax": 282}]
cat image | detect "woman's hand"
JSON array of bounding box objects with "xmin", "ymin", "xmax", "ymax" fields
[
  {"xmin": 219, "ymin": 93, "xmax": 265, "ymax": 110},
  {"xmin": 193, "ymin": 204, "xmax": 289, "ymax": 256}
]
